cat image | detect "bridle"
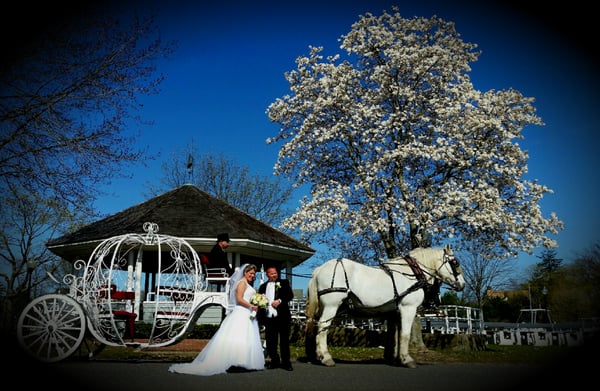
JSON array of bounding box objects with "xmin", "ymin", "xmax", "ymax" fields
[
  {"xmin": 407, "ymin": 250, "xmax": 462, "ymax": 290},
  {"xmin": 436, "ymin": 252, "xmax": 462, "ymax": 289}
]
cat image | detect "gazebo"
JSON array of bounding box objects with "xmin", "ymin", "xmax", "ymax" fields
[
  {"xmin": 46, "ymin": 183, "xmax": 315, "ymax": 273},
  {"xmin": 45, "ymin": 184, "xmax": 315, "ymax": 324}
]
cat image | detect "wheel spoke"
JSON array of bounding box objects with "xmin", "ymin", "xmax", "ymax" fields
[{"xmin": 17, "ymin": 294, "xmax": 86, "ymax": 363}]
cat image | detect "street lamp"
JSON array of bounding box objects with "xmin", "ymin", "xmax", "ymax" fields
[
  {"xmin": 542, "ymin": 286, "xmax": 548, "ymax": 309},
  {"xmin": 528, "ymin": 284, "xmax": 533, "ymax": 323},
  {"xmin": 26, "ymin": 259, "xmax": 37, "ymax": 299}
]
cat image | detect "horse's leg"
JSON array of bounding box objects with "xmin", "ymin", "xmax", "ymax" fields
[
  {"xmin": 398, "ymin": 306, "xmax": 418, "ymax": 368},
  {"xmin": 316, "ymin": 305, "xmax": 338, "ymax": 366}
]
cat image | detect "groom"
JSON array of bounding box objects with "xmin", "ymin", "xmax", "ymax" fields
[{"xmin": 258, "ymin": 264, "xmax": 295, "ymax": 371}]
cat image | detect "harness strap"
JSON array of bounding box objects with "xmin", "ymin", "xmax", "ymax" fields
[
  {"xmin": 378, "ymin": 263, "xmax": 400, "ymax": 300},
  {"xmin": 380, "ymin": 258, "xmax": 429, "ymax": 306},
  {"xmin": 317, "ymin": 287, "xmax": 348, "ymax": 297},
  {"xmin": 318, "ymin": 258, "xmax": 350, "ymax": 297},
  {"xmin": 396, "ymin": 278, "xmax": 428, "ymax": 298},
  {"xmin": 392, "ymin": 254, "xmax": 430, "ymax": 301},
  {"xmin": 317, "ymin": 256, "xmax": 430, "ymax": 305},
  {"xmin": 404, "ymin": 255, "xmax": 426, "ymax": 282}
]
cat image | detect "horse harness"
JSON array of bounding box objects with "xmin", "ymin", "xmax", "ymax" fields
[{"xmin": 317, "ymin": 256, "xmax": 431, "ymax": 313}]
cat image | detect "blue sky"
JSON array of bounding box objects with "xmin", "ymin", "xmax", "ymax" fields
[{"xmin": 31, "ymin": 1, "xmax": 600, "ymax": 293}]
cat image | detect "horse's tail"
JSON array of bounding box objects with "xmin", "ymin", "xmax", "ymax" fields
[
  {"xmin": 304, "ymin": 273, "xmax": 319, "ymax": 362},
  {"xmin": 305, "ymin": 273, "xmax": 319, "ymax": 320}
]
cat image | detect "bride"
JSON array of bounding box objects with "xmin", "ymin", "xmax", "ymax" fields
[{"xmin": 168, "ymin": 263, "xmax": 265, "ymax": 376}]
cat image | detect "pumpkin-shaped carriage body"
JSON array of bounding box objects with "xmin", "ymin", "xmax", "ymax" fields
[{"xmin": 17, "ymin": 223, "xmax": 229, "ymax": 363}]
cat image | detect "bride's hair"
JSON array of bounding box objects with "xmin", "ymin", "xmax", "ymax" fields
[
  {"xmin": 226, "ymin": 264, "xmax": 257, "ymax": 314},
  {"xmin": 244, "ymin": 264, "xmax": 257, "ymax": 273}
]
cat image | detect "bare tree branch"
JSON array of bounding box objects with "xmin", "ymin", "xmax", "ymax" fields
[{"xmin": 0, "ymin": 12, "xmax": 175, "ymax": 212}]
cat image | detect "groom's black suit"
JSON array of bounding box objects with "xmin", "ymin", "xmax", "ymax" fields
[{"xmin": 258, "ymin": 277, "xmax": 294, "ymax": 369}]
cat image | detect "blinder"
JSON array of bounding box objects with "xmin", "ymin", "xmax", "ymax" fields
[{"xmin": 443, "ymin": 253, "xmax": 463, "ymax": 288}]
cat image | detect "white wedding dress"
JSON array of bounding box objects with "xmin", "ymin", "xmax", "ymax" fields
[{"xmin": 168, "ymin": 280, "xmax": 265, "ymax": 376}]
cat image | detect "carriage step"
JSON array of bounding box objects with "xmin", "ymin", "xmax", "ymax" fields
[{"xmin": 156, "ymin": 311, "xmax": 190, "ymax": 320}]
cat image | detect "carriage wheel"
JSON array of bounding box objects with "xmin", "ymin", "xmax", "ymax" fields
[{"xmin": 17, "ymin": 294, "xmax": 86, "ymax": 363}]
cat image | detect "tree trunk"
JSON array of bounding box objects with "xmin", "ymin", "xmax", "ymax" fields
[
  {"xmin": 383, "ymin": 312, "xmax": 398, "ymax": 363},
  {"xmin": 384, "ymin": 313, "xmax": 427, "ymax": 363},
  {"xmin": 409, "ymin": 315, "xmax": 427, "ymax": 351}
]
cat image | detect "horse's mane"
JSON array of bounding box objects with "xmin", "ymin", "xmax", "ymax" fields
[
  {"xmin": 409, "ymin": 246, "xmax": 439, "ymax": 255},
  {"xmin": 380, "ymin": 247, "xmax": 438, "ymax": 264}
]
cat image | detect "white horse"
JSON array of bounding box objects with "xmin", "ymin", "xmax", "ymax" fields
[{"xmin": 305, "ymin": 244, "xmax": 465, "ymax": 368}]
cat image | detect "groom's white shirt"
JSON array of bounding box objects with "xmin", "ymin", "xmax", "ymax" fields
[{"xmin": 266, "ymin": 281, "xmax": 278, "ymax": 318}]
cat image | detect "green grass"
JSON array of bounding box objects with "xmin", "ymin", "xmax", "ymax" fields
[
  {"xmin": 294, "ymin": 344, "xmax": 574, "ymax": 364},
  {"xmin": 82, "ymin": 342, "xmax": 579, "ymax": 365}
]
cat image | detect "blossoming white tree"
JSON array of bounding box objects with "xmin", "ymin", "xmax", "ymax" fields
[{"xmin": 266, "ymin": 7, "xmax": 563, "ymax": 263}]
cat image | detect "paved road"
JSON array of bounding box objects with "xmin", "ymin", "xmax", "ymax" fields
[
  {"xmin": 13, "ymin": 335, "xmax": 597, "ymax": 391},
  {"xmin": 18, "ymin": 350, "xmax": 593, "ymax": 391}
]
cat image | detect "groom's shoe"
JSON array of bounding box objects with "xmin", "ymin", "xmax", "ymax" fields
[
  {"xmin": 281, "ymin": 363, "xmax": 293, "ymax": 371},
  {"xmin": 267, "ymin": 362, "xmax": 280, "ymax": 369}
]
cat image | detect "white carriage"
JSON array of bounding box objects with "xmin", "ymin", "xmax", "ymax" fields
[{"xmin": 16, "ymin": 222, "xmax": 230, "ymax": 363}]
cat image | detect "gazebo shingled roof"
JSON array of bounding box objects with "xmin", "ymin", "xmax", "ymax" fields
[{"xmin": 46, "ymin": 184, "xmax": 315, "ymax": 267}]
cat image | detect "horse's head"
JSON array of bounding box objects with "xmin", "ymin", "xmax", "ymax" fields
[
  {"xmin": 438, "ymin": 244, "xmax": 465, "ymax": 291},
  {"xmin": 409, "ymin": 244, "xmax": 465, "ymax": 291}
]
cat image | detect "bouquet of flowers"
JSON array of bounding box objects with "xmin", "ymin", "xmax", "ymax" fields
[{"xmin": 249, "ymin": 293, "xmax": 268, "ymax": 320}]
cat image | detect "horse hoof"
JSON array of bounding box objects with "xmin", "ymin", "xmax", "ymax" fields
[
  {"xmin": 322, "ymin": 358, "xmax": 336, "ymax": 367},
  {"xmin": 404, "ymin": 361, "xmax": 417, "ymax": 369}
]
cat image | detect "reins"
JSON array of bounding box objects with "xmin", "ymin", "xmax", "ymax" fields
[{"xmin": 379, "ymin": 255, "xmax": 432, "ymax": 303}]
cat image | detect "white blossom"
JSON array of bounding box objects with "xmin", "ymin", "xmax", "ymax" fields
[{"xmin": 267, "ymin": 8, "xmax": 562, "ymax": 260}]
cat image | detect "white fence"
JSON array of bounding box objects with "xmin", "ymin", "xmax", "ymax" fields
[
  {"xmin": 421, "ymin": 305, "xmax": 484, "ymax": 334},
  {"xmin": 491, "ymin": 327, "xmax": 586, "ymax": 347},
  {"xmin": 289, "ymin": 297, "xmax": 306, "ymax": 323}
]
